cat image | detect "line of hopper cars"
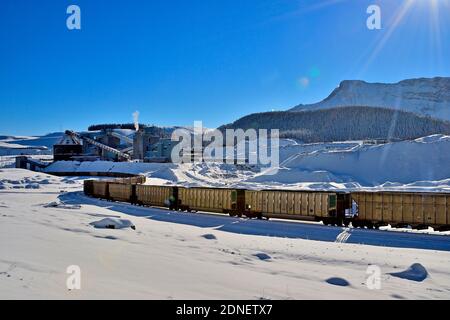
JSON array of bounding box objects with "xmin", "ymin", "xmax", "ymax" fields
[{"xmin": 83, "ymin": 179, "xmax": 450, "ymax": 231}]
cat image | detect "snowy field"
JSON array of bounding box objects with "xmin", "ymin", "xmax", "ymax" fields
[{"xmin": 1, "ymin": 169, "xmax": 450, "ymax": 299}]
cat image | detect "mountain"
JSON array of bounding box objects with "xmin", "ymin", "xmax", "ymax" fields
[
  {"xmin": 220, "ymin": 106, "xmax": 450, "ymax": 143},
  {"xmin": 290, "ymin": 77, "xmax": 450, "ymax": 120}
]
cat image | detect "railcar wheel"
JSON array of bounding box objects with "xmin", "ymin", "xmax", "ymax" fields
[
  {"xmin": 436, "ymin": 225, "xmax": 450, "ymax": 232},
  {"xmin": 366, "ymin": 222, "xmax": 374, "ymax": 229}
]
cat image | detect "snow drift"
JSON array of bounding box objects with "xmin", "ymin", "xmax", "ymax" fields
[{"xmin": 254, "ymin": 134, "xmax": 450, "ymax": 187}]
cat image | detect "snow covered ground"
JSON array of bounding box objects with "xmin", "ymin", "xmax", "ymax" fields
[
  {"xmin": 0, "ymin": 134, "xmax": 59, "ymax": 156},
  {"xmin": 0, "ymin": 155, "xmax": 53, "ymax": 169},
  {"xmin": 43, "ymin": 134, "xmax": 450, "ymax": 192},
  {"xmin": 1, "ymin": 169, "xmax": 450, "ymax": 299}
]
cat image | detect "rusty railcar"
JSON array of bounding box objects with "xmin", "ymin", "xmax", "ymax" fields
[
  {"xmin": 177, "ymin": 187, "xmax": 246, "ymax": 216},
  {"xmin": 91, "ymin": 180, "xmax": 110, "ymax": 199},
  {"xmin": 135, "ymin": 185, "xmax": 174, "ymax": 208},
  {"xmin": 351, "ymin": 191, "xmax": 450, "ymax": 229},
  {"xmin": 108, "ymin": 183, "xmax": 135, "ymax": 203},
  {"xmin": 244, "ymin": 190, "xmax": 348, "ymax": 222}
]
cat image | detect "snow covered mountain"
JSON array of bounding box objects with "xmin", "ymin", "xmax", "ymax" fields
[
  {"xmin": 290, "ymin": 77, "xmax": 450, "ymax": 120},
  {"xmin": 0, "ymin": 133, "xmax": 63, "ymax": 156}
]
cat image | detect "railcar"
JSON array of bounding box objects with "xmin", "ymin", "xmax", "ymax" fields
[
  {"xmin": 83, "ymin": 180, "xmax": 450, "ymax": 230},
  {"xmin": 177, "ymin": 187, "xmax": 249, "ymax": 216},
  {"xmin": 244, "ymin": 190, "xmax": 351, "ymax": 223},
  {"xmin": 91, "ymin": 180, "xmax": 110, "ymax": 199},
  {"xmin": 351, "ymin": 191, "xmax": 450, "ymax": 230},
  {"xmin": 135, "ymin": 185, "xmax": 176, "ymax": 208},
  {"xmin": 108, "ymin": 182, "xmax": 135, "ymax": 203}
]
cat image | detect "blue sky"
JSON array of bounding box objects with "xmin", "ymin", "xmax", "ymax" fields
[{"xmin": 1, "ymin": 0, "xmax": 449, "ymax": 135}]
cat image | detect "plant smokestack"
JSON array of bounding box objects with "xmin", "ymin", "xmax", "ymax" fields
[{"xmin": 133, "ymin": 111, "xmax": 140, "ymax": 131}]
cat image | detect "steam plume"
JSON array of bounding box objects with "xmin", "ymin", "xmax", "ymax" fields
[{"xmin": 133, "ymin": 111, "xmax": 140, "ymax": 131}]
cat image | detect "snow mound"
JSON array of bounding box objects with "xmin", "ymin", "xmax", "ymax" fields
[
  {"xmin": 45, "ymin": 161, "xmax": 178, "ymax": 182},
  {"xmin": 44, "ymin": 201, "xmax": 81, "ymax": 210},
  {"xmin": 248, "ymin": 167, "xmax": 347, "ymax": 184},
  {"xmin": 415, "ymin": 134, "xmax": 450, "ymax": 143},
  {"xmin": 325, "ymin": 277, "xmax": 350, "ymax": 287},
  {"xmin": 0, "ymin": 169, "xmax": 60, "ymax": 190},
  {"xmin": 201, "ymin": 234, "xmax": 217, "ymax": 240},
  {"xmin": 389, "ymin": 263, "xmax": 429, "ymax": 282},
  {"xmin": 254, "ymin": 253, "xmax": 272, "ymax": 261},
  {"xmin": 90, "ymin": 218, "xmax": 136, "ymax": 230},
  {"xmin": 279, "ymin": 135, "xmax": 450, "ymax": 185}
]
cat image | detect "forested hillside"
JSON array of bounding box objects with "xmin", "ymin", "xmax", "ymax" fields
[{"xmin": 221, "ymin": 106, "xmax": 450, "ymax": 142}]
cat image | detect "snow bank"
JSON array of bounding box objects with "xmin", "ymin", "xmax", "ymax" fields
[
  {"xmin": 0, "ymin": 169, "xmax": 61, "ymax": 190},
  {"xmin": 45, "ymin": 161, "xmax": 178, "ymax": 182},
  {"xmin": 249, "ymin": 168, "xmax": 348, "ymax": 184},
  {"xmin": 90, "ymin": 218, "xmax": 136, "ymax": 230},
  {"xmin": 258, "ymin": 134, "xmax": 450, "ymax": 187},
  {"xmin": 44, "ymin": 201, "xmax": 81, "ymax": 210},
  {"xmin": 389, "ymin": 263, "xmax": 429, "ymax": 282}
]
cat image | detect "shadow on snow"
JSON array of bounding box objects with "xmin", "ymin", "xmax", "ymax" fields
[{"xmin": 59, "ymin": 192, "xmax": 450, "ymax": 252}]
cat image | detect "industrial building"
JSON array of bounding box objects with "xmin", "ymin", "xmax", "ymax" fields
[
  {"xmin": 52, "ymin": 132, "xmax": 83, "ymax": 161},
  {"xmin": 133, "ymin": 127, "xmax": 176, "ymax": 162},
  {"xmin": 52, "ymin": 124, "xmax": 179, "ymax": 163}
]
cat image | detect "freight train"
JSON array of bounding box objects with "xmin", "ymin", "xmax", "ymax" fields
[{"xmin": 83, "ymin": 179, "xmax": 450, "ymax": 231}]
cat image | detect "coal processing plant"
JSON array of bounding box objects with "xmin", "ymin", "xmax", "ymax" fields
[{"xmin": 52, "ymin": 124, "xmax": 179, "ymax": 163}]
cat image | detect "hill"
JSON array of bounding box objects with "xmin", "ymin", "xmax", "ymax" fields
[{"xmin": 221, "ymin": 106, "xmax": 450, "ymax": 143}]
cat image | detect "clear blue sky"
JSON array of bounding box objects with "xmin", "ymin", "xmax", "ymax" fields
[{"xmin": 1, "ymin": 0, "xmax": 449, "ymax": 135}]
